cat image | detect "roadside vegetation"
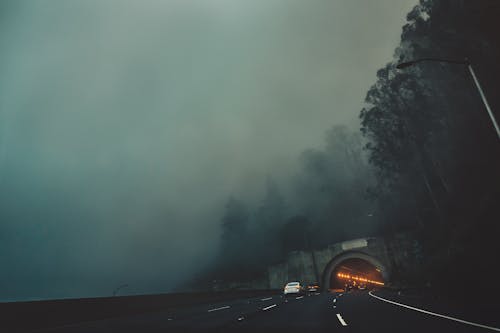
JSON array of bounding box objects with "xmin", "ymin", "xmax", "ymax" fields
[{"xmin": 209, "ymin": 0, "xmax": 500, "ymax": 299}]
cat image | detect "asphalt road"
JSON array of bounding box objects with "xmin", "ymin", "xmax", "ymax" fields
[{"xmin": 36, "ymin": 290, "xmax": 500, "ymax": 333}]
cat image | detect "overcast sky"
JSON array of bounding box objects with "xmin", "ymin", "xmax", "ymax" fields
[{"xmin": 0, "ymin": 0, "xmax": 416, "ymax": 301}]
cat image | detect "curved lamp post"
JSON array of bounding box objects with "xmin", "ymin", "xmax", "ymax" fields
[
  {"xmin": 396, "ymin": 57, "xmax": 500, "ymax": 140},
  {"xmin": 112, "ymin": 284, "xmax": 129, "ymax": 297}
]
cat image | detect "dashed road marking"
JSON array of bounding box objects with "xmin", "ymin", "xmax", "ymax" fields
[
  {"xmin": 369, "ymin": 291, "xmax": 500, "ymax": 332},
  {"xmin": 261, "ymin": 297, "xmax": 273, "ymax": 301},
  {"xmin": 333, "ymin": 298, "xmax": 337, "ymax": 303},
  {"xmin": 262, "ymin": 304, "xmax": 277, "ymax": 311},
  {"xmin": 336, "ymin": 313, "xmax": 348, "ymax": 326},
  {"xmin": 208, "ymin": 305, "xmax": 230, "ymax": 312},
  {"xmin": 296, "ymin": 296, "xmax": 304, "ymax": 300},
  {"xmin": 237, "ymin": 316, "xmax": 245, "ymax": 321}
]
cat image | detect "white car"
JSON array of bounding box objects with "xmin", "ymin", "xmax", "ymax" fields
[{"xmin": 283, "ymin": 282, "xmax": 303, "ymax": 296}]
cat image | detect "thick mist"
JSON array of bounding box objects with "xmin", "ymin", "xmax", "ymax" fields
[{"xmin": 0, "ymin": 0, "xmax": 416, "ymax": 301}]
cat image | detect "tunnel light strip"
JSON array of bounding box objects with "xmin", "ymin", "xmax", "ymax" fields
[{"xmin": 337, "ymin": 272, "xmax": 384, "ymax": 285}]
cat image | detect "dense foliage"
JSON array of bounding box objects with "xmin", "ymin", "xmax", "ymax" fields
[
  {"xmin": 214, "ymin": 125, "xmax": 376, "ymax": 284},
  {"xmin": 360, "ymin": 0, "xmax": 500, "ymax": 294},
  {"xmin": 210, "ymin": 0, "xmax": 500, "ymax": 296}
]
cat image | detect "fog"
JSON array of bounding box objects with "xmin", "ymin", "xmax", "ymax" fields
[{"xmin": 0, "ymin": 0, "xmax": 416, "ymax": 301}]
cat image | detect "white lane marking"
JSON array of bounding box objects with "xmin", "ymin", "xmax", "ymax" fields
[
  {"xmin": 336, "ymin": 313, "xmax": 348, "ymax": 326},
  {"xmin": 333, "ymin": 305, "xmax": 336, "ymax": 309},
  {"xmin": 369, "ymin": 291, "xmax": 500, "ymax": 332},
  {"xmin": 315, "ymin": 292, "xmax": 320, "ymax": 295},
  {"xmin": 296, "ymin": 296, "xmax": 304, "ymax": 300},
  {"xmin": 339, "ymin": 293, "xmax": 343, "ymax": 297},
  {"xmin": 262, "ymin": 304, "xmax": 277, "ymax": 311},
  {"xmin": 207, "ymin": 305, "xmax": 230, "ymax": 312},
  {"xmin": 237, "ymin": 316, "xmax": 245, "ymax": 321},
  {"xmin": 333, "ymin": 298, "xmax": 337, "ymax": 303},
  {"xmin": 261, "ymin": 297, "xmax": 273, "ymax": 301}
]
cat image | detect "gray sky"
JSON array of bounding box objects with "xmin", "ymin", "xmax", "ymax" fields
[{"xmin": 0, "ymin": 0, "xmax": 416, "ymax": 301}]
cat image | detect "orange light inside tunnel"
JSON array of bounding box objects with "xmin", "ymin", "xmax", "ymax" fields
[{"xmin": 336, "ymin": 272, "xmax": 384, "ymax": 286}]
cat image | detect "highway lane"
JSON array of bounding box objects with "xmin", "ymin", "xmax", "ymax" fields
[
  {"xmin": 38, "ymin": 293, "xmax": 283, "ymax": 333},
  {"xmin": 337, "ymin": 291, "xmax": 499, "ymax": 333},
  {"xmin": 37, "ymin": 291, "xmax": 499, "ymax": 333}
]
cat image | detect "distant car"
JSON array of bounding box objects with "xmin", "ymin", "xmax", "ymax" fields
[
  {"xmin": 306, "ymin": 282, "xmax": 320, "ymax": 292},
  {"xmin": 283, "ymin": 282, "xmax": 304, "ymax": 296}
]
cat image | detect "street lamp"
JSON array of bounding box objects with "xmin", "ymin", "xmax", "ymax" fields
[
  {"xmin": 112, "ymin": 284, "xmax": 129, "ymax": 297},
  {"xmin": 396, "ymin": 57, "xmax": 500, "ymax": 140}
]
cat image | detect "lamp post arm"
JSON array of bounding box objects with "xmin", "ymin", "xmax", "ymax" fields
[
  {"xmin": 397, "ymin": 57, "xmax": 467, "ymax": 69},
  {"xmin": 414, "ymin": 57, "xmax": 468, "ymax": 65},
  {"xmin": 397, "ymin": 57, "xmax": 500, "ymax": 140}
]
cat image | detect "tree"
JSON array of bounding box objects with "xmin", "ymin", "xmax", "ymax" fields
[
  {"xmin": 256, "ymin": 177, "xmax": 285, "ymax": 229},
  {"xmin": 217, "ymin": 197, "xmax": 249, "ymax": 276},
  {"xmin": 291, "ymin": 126, "xmax": 377, "ymax": 247},
  {"xmin": 359, "ymin": 0, "xmax": 500, "ymax": 296}
]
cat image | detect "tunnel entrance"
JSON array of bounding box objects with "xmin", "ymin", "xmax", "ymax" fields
[
  {"xmin": 330, "ymin": 258, "xmax": 384, "ymax": 290},
  {"xmin": 322, "ymin": 252, "xmax": 387, "ymax": 291}
]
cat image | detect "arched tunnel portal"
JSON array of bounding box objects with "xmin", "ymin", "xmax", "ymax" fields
[{"xmin": 321, "ymin": 251, "xmax": 388, "ymax": 291}]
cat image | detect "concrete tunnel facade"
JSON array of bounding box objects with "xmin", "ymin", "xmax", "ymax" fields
[{"xmin": 267, "ymin": 237, "xmax": 393, "ymax": 290}]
